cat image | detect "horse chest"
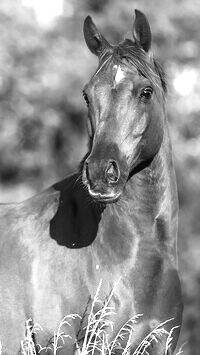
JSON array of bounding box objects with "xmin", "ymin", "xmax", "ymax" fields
[{"xmin": 87, "ymin": 206, "xmax": 170, "ymax": 313}]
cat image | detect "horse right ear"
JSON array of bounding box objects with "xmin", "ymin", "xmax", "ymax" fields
[
  {"xmin": 132, "ymin": 9, "xmax": 151, "ymax": 52},
  {"xmin": 83, "ymin": 16, "xmax": 111, "ymax": 56}
]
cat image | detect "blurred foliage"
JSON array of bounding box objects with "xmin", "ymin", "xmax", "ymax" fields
[{"xmin": 0, "ymin": 0, "xmax": 200, "ymax": 354}]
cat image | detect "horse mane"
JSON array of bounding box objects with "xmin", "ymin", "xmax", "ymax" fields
[{"xmin": 99, "ymin": 39, "xmax": 167, "ymax": 93}]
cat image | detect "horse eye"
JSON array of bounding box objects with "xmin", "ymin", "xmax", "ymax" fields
[
  {"xmin": 83, "ymin": 91, "xmax": 90, "ymax": 107},
  {"xmin": 140, "ymin": 86, "xmax": 153, "ymax": 100}
]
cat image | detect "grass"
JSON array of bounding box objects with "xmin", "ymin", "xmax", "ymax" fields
[
  {"xmin": 0, "ymin": 280, "xmax": 185, "ymax": 355},
  {"xmin": 37, "ymin": 314, "xmax": 81, "ymax": 354},
  {"xmin": 21, "ymin": 319, "xmax": 42, "ymax": 355}
]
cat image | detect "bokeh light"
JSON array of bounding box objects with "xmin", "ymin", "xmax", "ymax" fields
[
  {"xmin": 21, "ymin": 0, "xmax": 64, "ymax": 25},
  {"xmin": 173, "ymin": 67, "xmax": 197, "ymax": 96}
]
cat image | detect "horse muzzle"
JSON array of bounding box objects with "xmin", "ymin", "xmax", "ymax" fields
[{"xmin": 82, "ymin": 156, "xmax": 128, "ymax": 203}]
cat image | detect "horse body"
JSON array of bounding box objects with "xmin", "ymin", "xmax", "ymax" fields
[
  {"xmin": 0, "ymin": 134, "xmax": 182, "ymax": 354},
  {"xmin": 0, "ymin": 9, "xmax": 182, "ymax": 355}
]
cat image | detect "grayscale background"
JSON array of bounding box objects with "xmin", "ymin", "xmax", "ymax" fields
[{"xmin": 0, "ymin": 1, "xmax": 199, "ymax": 354}]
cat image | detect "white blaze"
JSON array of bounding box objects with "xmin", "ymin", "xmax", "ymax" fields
[{"xmin": 114, "ymin": 65, "xmax": 124, "ymax": 85}]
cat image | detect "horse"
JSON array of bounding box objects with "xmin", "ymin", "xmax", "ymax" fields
[{"xmin": 0, "ymin": 9, "xmax": 182, "ymax": 355}]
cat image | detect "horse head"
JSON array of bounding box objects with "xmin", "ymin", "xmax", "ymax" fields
[{"xmin": 82, "ymin": 10, "xmax": 166, "ymax": 203}]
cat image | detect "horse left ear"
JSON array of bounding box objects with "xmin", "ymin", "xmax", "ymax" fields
[
  {"xmin": 132, "ymin": 9, "xmax": 151, "ymax": 52},
  {"xmin": 83, "ymin": 16, "xmax": 111, "ymax": 56}
]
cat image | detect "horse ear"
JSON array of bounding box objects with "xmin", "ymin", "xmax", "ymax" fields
[
  {"xmin": 83, "ymin": 16, "xmax": 111, "ymax": 56},
  {"xmin": 132, "ymin": 9, "xmax": 151, "ymax": 52}
]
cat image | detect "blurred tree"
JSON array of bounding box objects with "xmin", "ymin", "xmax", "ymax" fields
[{"xmin": 85, "ymin": 0, "xmax": 110, "ymax": 13}]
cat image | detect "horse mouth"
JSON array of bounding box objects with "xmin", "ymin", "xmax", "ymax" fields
[{"xmin": 87, "ymin": 186, "xmax": 121, "ymax": 203}]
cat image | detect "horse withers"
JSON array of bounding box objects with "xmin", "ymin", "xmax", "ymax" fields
[{"xmin": 0, "ymin": 10, "xmax": 182, "ymax": 355}]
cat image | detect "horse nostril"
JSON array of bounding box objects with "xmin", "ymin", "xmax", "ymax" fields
[
  {"xmin": 84, "ymin": 161, "xmax": 95, "ymax": 189},
  {"xmin": 105, "ymin": 160, "xmax": 120, "ymax": 184},
  {"xmin": 85, "ymin": 162, "xmax": 90, "ymax": 182}
]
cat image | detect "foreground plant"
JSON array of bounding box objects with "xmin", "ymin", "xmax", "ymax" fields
[
  {"xmin": 38, "ymin": 314, "xmax": 81, "ymax": 354},
  {"xmin": 19, "ymin": 280, "xmax": 184, "ymax": 355},
  {"xmin": 21, "ymin": 319, "xmax": 42, "ymax": 355},
  {"xmin": 74, "ymin": 280, "xmax": 182, "ymax": 355}
]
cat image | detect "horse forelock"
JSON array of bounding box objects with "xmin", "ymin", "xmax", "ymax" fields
[{"xmin": 96, "ymin": 39, "xmax": 167, "ymax": 94}]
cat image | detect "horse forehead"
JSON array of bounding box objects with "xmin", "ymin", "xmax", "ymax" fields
[
  {"xmin": 111, "ymin": 64, "xmax": 139, "ymax": 91},
  {"xmin": 94, "ymin": 64, "xmax": 127, "ymax": 87},
  {"xmin": 94, "ymin": 65, "xmax": 131, "ymax": 92}
]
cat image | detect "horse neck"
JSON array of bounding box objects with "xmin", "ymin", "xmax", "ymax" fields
[{"xmin": 118, "ymin": 124, "xmax": 178, "ymax": 261}]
